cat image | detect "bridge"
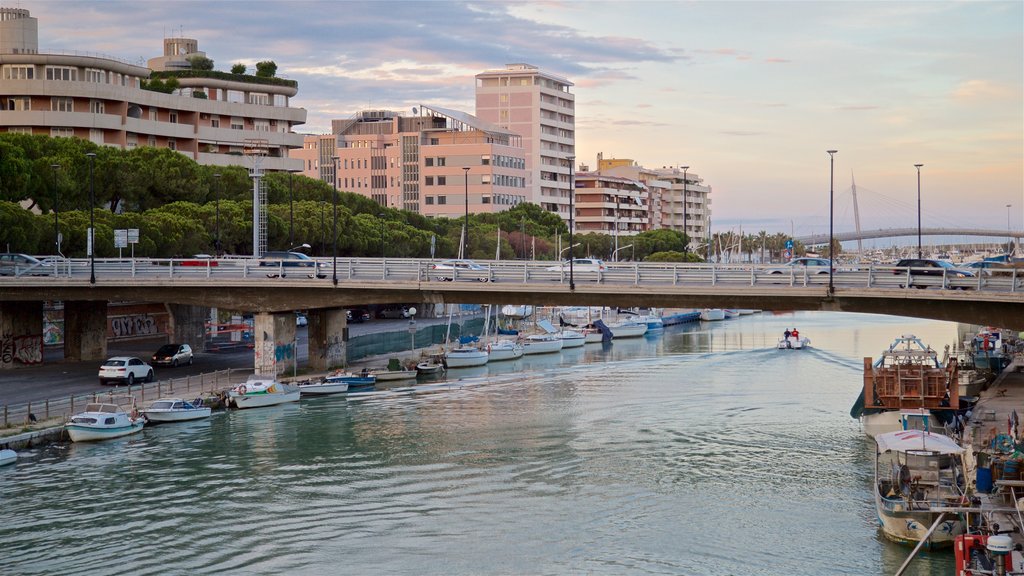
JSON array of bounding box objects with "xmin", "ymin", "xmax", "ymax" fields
[
  {"xmin": 796, "ymin": 227, "xmax": 1023, "ymax": 245},
  {"xmin": 1, "ymin": 257, "xmax": 1021, "ymax": 375}
]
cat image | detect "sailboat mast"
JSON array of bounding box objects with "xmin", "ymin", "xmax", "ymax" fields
[{"xmin": 851, "ymin": 171, "xmax": 863, "ymax": 255}]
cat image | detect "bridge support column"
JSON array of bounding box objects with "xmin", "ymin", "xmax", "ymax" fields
[
  {"xmin": 0, "ymin": 300, "xmax": 44, "ymax": 369},
  {"xmin": 253, "ymin": 312, "xmax": 297, "ymax": 376},
  {"xmin": 166, "ymin": 304, "xmax": 210, "ymax": 349},
  {"xmin": 64, "ymin": 301, "xmax": 107, "ymax": 363},
  {"xmin": 307, "ymin": 308, "xmax": 347, "ymax": 373}
]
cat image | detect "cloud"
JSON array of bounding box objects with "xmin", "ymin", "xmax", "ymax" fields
[
  {"xmin": 720, "ymin": 130, "xmax": 765, "ymax": 137},
  {"xmin": 764, "ymin": 57, "xmax": 790, "ymax": 64},
  {"xmin": 837, "ymin": 105, "xmax": 882, "ymax": 111},
  {"xmin": 952, "ymin": 79, "xmax": 1015, "ymax": 101}
]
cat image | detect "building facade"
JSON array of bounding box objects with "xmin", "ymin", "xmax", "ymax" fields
[
  {"xmin": 331, "ymin": 106, "xmax": 528, "ymax": 218},
  {"xmin": 475, "ymin": 63, "xmax": 575, "ymax": 219},
  {"xmin": 573, "ymin": 172, "xmax": 650, "ymax": 242},
  {"xmin": 0, "ymin": 8, "xmax": 306, "ymax": 171}
]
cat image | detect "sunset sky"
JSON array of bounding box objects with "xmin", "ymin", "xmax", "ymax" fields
[{"xmin": 22, "ymin": 1, "xmax": 1024, "ymax": 241}]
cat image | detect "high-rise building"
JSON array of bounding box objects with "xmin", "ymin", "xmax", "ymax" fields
[
  {"xmin": 475, "ymin": 63, "xmax": 575, "ymax": 219},
  {"xmin": 573, "ymin": 172, "xmax": 650, "ymax": 241},
  {"xmin": 331, "ymin": 106, "xmax": 527, "ymax": 217},
  {"xmin": 0, "ymin": 8, "xmax": 306, "ymax": 171}
]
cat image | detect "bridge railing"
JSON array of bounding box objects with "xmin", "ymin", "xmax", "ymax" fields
[{"xmin": 5, "ymin": 257, "xmax": 1021, "ymax": 293}]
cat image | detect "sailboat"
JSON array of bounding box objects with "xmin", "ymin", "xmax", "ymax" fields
[{"xmin": 482, "ymin": 304, "xmax": 523, "ymax": 361}]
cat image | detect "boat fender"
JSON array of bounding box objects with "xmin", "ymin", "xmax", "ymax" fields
[{"xmin": 486, "ymin": 344, "xmax": 491, "ymax": 353}]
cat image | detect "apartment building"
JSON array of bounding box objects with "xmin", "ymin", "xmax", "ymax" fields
[
  {"xmin": 330, "ymin": 106, "xmax": 527, "ymax": 217},
  {"xmin": 0, "ymin": 8, "xmax": 306, "ymax": 171},
  {"xmin": 475, "ymin": 63, "xmax": 575, "ymax": 220},
  {"xmin": 293, "ymin": 134, "xmax": 336, "ymax": 184},
  {"xmin": 573, "ymin": 172, "xmax": 650, "ymax": 239}
]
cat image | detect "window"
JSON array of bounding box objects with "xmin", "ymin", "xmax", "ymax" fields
[
  {"xmin": 45, "ymin": 66, "xmax": 76, "ymax": 81},
  {"xmin": 148, "ymin": 135, "xmax": 156, "ymax": 147},
  {"xmin": 482, "ymin": 196, "xmax": 490, "ymax": 204},
  {"xmin": 437, "ymin": 196, "xmax": 447, "ymax": 205},
  {"xmin": 481, "ymin": 174, "xmax": 491, "ymax": 184},
  {"xmin": 89, "ymin": 129, "xmax": 103, "ymax": 144},
  {"xmin": 211, "ymin": 117, "xmax": 220, "ymax": 128},
  {"xmin": 425, "ymin": 177, "xmax": 434, "ymax": 186},
  {"xmin": 227, "ymin": 90, "xmax": 244, "ymax": 104},
  {"xmin": 51, "ymin": 127, "xmax": 74, "ymax": 138},
  {"xmin": 425, "ymin": 197, "xmax": 434, "ymax": 205},
  {"xmin": 7, "ymin": 127, "xmax": 31, "ymax": 135},
  {"xmin": 51, "ymin": 97, "xmax": 73, "ymax": 112},
  {"xmin": 430, "ymin": 138, "xmax": 439, "ymax": 145},
  {"xmin": 254, "ymin": 119, "xmax": 270, "ymax": 131},
  {"xmin": 230, "ymin": 117, "xmax": 243, "ymax": 130},
  {"xmin": 248, "ymin": 93, "xmax": 269, "ymax": 105},
  {"xmin": 425, "ymin": 158, "xmax": 434, "ymax": 167},
  {"xmin": 167, "ymin": 139, "xmax": 176, "ymax": 151},
  {"xmin": 5, "ymin": 97, "xmax": 30, "ymax": 111},
  {"xmin": 126, "ymin": 133, "xmax": 137, "ymax": 148},
  {"xmin": 481, "ymin": 155, "xmax": 490, "ymax": 165},
  {"xmin": 169, "ymin": 111, "xmax": 178, "ymax": 123},
  {"xmin": 2, "ymin": 65, "xmax": 34, "ymax": 80},
  {"xmin": 437, "ymin": 157, "xmax": 446, "ymax": 166},
  {"xmin": 90, "ymin": 100, "xmax": 104, "ymax": 114},
  {"xmin": 437, "ymin": 176, "xmax": 446, "ymax": 185},
  {"xmin": 84, "ymin": 68, "xmax": 105, "ymax": 83}
]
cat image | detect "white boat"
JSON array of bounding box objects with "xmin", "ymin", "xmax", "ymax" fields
[
  {"xmin": 65, "ymin": 399, "xmax": 146, "ymax": 442},
  {"xmin": 486, "ymin": 339, "xmax": 524, "ymax": 361},
  {"xmin": 700, "ymin": 308, "xmax": 726, "ymax": 321},
  {"xmin": 556, "ymin": 330, "xmax": 586, "ymax": 348},
  {"xmin": 371, "ymin": 369, "xmax": 418, "ymax": 382},
  {"xmin": 0, "ymin": 448, "xmax": 17, "ymax": 466},
  {"xmin": 297, "ymin": 380, "xmax": 350, "ymax": 396},
  {"xmin": 522, "ymin": 334, "xmax": 563, "ymax": 355},
  {"xmin": 416, "ymin": 355, "xmax": 446, "ymax": 375},
  {"xmin": 606, "ymin": 320, "xmax": 648, "ymax": 339},
  {"xmin": 227, "ymin": 376, "xmax": 300, "ymax": 409},
  {"xmin": 738, "ymin": 309, "xmax": 760, "ymax": 315},
  {"xmin": 445, "ymin": 346, "xmax": 489, "ymax": 368},
  {"xmin": 874, "ymin": 429, "xmax": 966, "ymax": 548},
  {"xmin": 141, "ymin": 398, "xmax": 212, "ymax": 422},
  {"xmin": 777, "ymin": 336, "xmax": 811, "ymax": 350},
  {"xmin": 501, "ymin": 304, "xmax": 533, "ymax": 319},
  {"xmin": 583, "ymin": 328, "xmax": 605, "ymax": 343},
  {"xmin": 723, "ymin": 309, "xmax": 740, "ymax": 319}
]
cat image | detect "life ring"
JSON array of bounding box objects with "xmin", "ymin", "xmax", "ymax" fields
[
  {"xmin": 238, "ymin": 385, "xmax": 247, "ymax": 394},
  {"xmin": 992, "ymin": 433, "xmax": 1015, "ymax": 454}
]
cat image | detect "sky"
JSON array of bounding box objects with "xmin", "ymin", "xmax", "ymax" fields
[{"xmin": 20, "ymin": 0, "xmax": 1024, "ymax": 240}]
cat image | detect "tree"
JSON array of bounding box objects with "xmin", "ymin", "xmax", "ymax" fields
[
  {"xmin": 254, "ymin": 60, "xmax": 277, "ymax": 78},
  {"xmin": 231, "ymin": 63, "xmax": 247, "ymax": 75},
  {"xmin": 140, "ymin": 76, "xmax": 179, "ymax": 94},
  {"xmin": 186, "ymin": 55, "xmax": 214, "ymax": 71}
]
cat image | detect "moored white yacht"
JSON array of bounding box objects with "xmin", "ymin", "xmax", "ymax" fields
[
  {"xmin": 227, "ymin": 376, "xmax": 300, "ymax": 409},
  {"xmin": 522, "ymin": 334, "xmax": 563, "ymax": 355},
  {"xmin": 445, "ymin": 346, "xmax": 489, "ymax": 368},
  {"xmin": 486, "ymin": 339, "xmax": 524, "ymax": 361},
  {"xmin": 66, "ymin": 398, "xmax": 146, "ymax": 442},
  {"xmin": 556, "ymin": 330, "xmax": 586, "ymax": 348},
  {"xmin": 606, "ymin": 319, "xmax": 647, "ymax": 339},
  {"xmin": 141, "ymin": 398, "xmax": 212, "ymax": 423}
]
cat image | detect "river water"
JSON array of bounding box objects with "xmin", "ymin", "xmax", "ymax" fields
[{"xmin": 1, "ymin": 311, "xmax": 959, "ymax": 575}]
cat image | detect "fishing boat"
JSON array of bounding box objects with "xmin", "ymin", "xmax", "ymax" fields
[
  {"xmin": 874, "ymin": 429, "xmax": 966, "ymax": 548},
  {"xmin": 606, "ymin": 319, "xmax": 648, "ymax": 339},
  {"xmin": 971, "ymin": 328, "xmax": 1011, "ymax": 373},
  {"xmin": 141, "ymin": 398, "xmax": 212, "ymax": 423},
  {"xmin": 0, "ymin": 448, "xmax": 18, "ymax": 466},
  {"xmin": 65, "ymin": 397, "xmax": 146, "ymax": 442},
  {"xmin": 851, "ymin": 334, "xmax": 959, "ymax": 438},
  {"xmin": 556, "ymin": 330, "xmax": 586, "ymax": 348},
  {"xmin": 660, "ymin": 310, "xmax": 701, "ymax": 326},
  {"xmin": 700, "ymin": 308, "xmax": 726, "ymax": 321},
  {"xmin": 522, "ymin": 334, "xmax": 563, "ymax": 355},
  {"xmin": 227, "ymin": 376, "xmax": 300, "ymax": 409},
  {"xmin": 445, "ymin": 346, "xmax": 489, "ymax": 368},
  {"xmin": 486, "ymin": 339, "xmax": 524, "ymax": 361}
]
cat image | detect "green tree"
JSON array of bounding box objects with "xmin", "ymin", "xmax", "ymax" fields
[
  {"xmin": 231, "ymin": 63, "xmax": 247, "ymax": 74},
  {"xmin": 255, "ymin": 60, "xmax": 277, "ymax": 78},
  {"xmin": 186, "ymin": 55, "xmax": 214, "ymax": 71}
]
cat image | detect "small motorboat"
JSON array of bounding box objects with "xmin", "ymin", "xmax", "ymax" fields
[
  {"xmin": 777, "ymin": 336, "xmax": 811, "ymax": 350},
  {"xmin": 297, "ymin": 379, "xmax": 350, "ymax": 396},
  {"xmin": 227, "ymin": 376, "xmax": 300, "ymax": 409},
  {"xmin": 66, "ymin": 398, "xmax": 146, "ymax": 442},
  {"xmin": 0, "ymin": 448, "xmax": 17, "ymax": 466},
  {"xmin": 141, "ymin": 398, "xmax": 212, "ymax": 423},
  {"xmin": 700, "ymin": 309, "xmax": 726, "ymax": 322},
  {"xmin": 370, "ymin": 369, "xmax": 418, "ymax": 382},
  {"xmin": 416, "ymin": 360, "xmax": 446, "ymax": 376}
]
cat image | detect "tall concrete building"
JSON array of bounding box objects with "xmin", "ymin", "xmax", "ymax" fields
[
  {"xmin": 475, "ymin": 63, "xmax": 575, "ymax": 220},
  {"xmin": 0, "ymin": 7, "xmax": 306, "ymax": 171}
]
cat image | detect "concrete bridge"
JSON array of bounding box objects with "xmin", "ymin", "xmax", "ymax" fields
[
  {"xmin": 1, "ymin": 257, "xmax": 1021, "ymax": 376},
  {"xmin": 796, "ymin": 227, "xmax": 1023, "ymax": 245}
]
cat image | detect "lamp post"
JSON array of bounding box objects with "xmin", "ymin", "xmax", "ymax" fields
[
  {"xmin": 213, "ymin": 172, "xmax": 221, "ymax": 255},
  {"xmin": 462, "ymin": 166, "xmax": 470, "ymax": 259},
  {"xmin": 377, "ymin": 213, "xmax": 386, "ymax": 258},
  {"xmin": 826, "ymin": 150, "xmax": 837, "ymax": 295},
  {"xmin": 288, "ymin": 172, "xmax": 294, "ymax": 249},
  {"xmin": 914, "ymin": 164, "xmax": 923, "ymax": 259},
  {"xmin": 50, "ymin": 164, "xmax": 60, "ymax": 254},
  {"xmin": 567, "ymin": 156, "xmax": 575, "ymax": 290},
  {"xmin": 1008, "ymin": 204, "xmax": 1014, "ymax": 252},
  {"xmin": 86, "ymin": 152, "xmax": 96, "ymax": 284},
  {"xmin": 332, "ymin": 158, "xmax": 338, "ymax": 285},
  {"xmin": 681, "ymin": 166, "xmax": 689, "ymax": 254}
]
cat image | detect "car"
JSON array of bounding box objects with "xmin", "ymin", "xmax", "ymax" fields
[
  {"xmin": 259, "ymin": 251, "xmax": 326, "ymax": 278},
  {"xmin": 377, "ymin": 306, "xmax": 410, "ymax": 319},
  {"xmin": 98, "ymin": 356, "xmax": 154, "ymax": 386},
  {"xmin": 893, "ymin": 258, "xmax": 975, "ymax": 289},
  {"xmin": 963, "ymin": 260, "xmax": 1019, "ymax": 277},
  {"xmin": 0, "ymin": 253, "xmax": 50, "ymax": 276},
  {"xmin": 765, "ymin": 257, "xmax": 834, "ymax": 275},
  {"xmin": 296, "ymin": 313, "xmax": 308, "ymax": 327},
  {"xmin": 545, "ymin": 258, "xmax": 606, "ymax": 273},
  {"xmin": 151, "ymin": 343, "xmax": 193, "ymax": 367},
  {"xmin": 347, "ymin": 308, "xmax": 371, "ymax": 323},
  {"xmin": 430, "ymin": 259, "xmax": 490, "ymax": 282}
]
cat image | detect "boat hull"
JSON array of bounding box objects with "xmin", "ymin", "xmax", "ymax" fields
[
  {"xmin": 66, "ymin": 420, "xmax": 145, "ymax": 442},
  {"xmin": 487, "ymin": 343, "xmax": 524, "ymax": 361},
  {"xmin": 372, "ymin": 370, "xmax": 418, "ymax": 381},
  {"xmin": 876, "ymin": 495, "xmax": 964, "ymax": 548},
  {"xmin": 142, "ymin": 407, "xmax": 212, "ymax": 422},
  {"xmin": 230, "ymin": 390, "xmax": 300, "ymax": 409},
  {"xmin": 0, "ymin": 448, "xmax": 17, "ymax": 466},
  {"xmin": 298, "ymin": 382, "xmax": 350, "ymax": 395},
  {"xmin": 446, "ymin": 350, "xmax": 489, "ymax": 368},
  {"xmin": 700, "ymin": 309, "xmax": 726, "ymax": 321},
  {"xmin": 523, "ymin": 338, "xmax": 563, "ymax": 355},
  {"xmin": 608, "ymin": 325, "xmax": 647, "ymax": 339},
  {"xmin": 558, "ymin": 333, "xmax": 586, "ymax": 348}
]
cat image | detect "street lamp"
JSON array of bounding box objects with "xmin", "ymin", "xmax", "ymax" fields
[
  {"xmin": 289, "ymin": 172, "xmax": 295, "ymax": 249},
  {"xmin": 288, "ymin": 243, "xmax": 311, "ymax": 252},
  {"xmin": 213, "ymin": 173, "xmax": 221, "ymax": 255},
  {"xmin": 914, "ymin": 164, "xmax": 923, "ymax": 259},
  {"xmin": 567, "ymin": 156, "xmax": 575, "ymax": 290},
  {"xmin": 1008, "ymin": 204, "xmax": 1014, "ymax": 252},
  {"xmin": 50, "ymin": 164, "xmax": 60, "ymax": 255},
  {"xmin": 559, "ymin": 243, "xmax": 581, "ymax": 258},
  {"xmin": 826, "ymin": 150, "xmax": 838, "ymax": 295},
  {"xmin": 462, "ymin": 166, "xmax": 470, "ymax": 259},
  {"xmin": 86, "ymin": 152, "xmax": 96, "ymax": 284},
  {"xmin": 613, "ymin": 243, "xmax": 633, "ymax": 262},
  {"xmin": 332, "ymin": 157, "xmax": 339, "ymax": 285},
  {"xmin": 681, "ymin": 166, "xmax": 689, "ymax": 254},
  {"xmin": 377, "ymin": 213, "xmax": 386, "ymax": 258}
]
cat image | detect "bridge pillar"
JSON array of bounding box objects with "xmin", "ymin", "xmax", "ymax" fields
[
  {"xmin": 166, "ymin": 304, "xmax": 210, "ymax": 349},
  {"xmin": 0, "ymin": 300, "xmax": 44, "ymax": 369},
  {"xmin": 253, "ymin": 312, "xmax": 297, "ymax": 376},
  {"xmin": 64, "ymin": 301, "xmax": 107, "ymax": 363},
  {"xmin": 307, "ymin": 308, "xmax": 347, "ymax": 373}
]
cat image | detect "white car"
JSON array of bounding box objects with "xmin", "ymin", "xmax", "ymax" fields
[
  {"xmin": 765, "ymin": 257, "xmax": 833, "ymax": 275},
  {"xmin": 296, "ymin": 313, "xmax": 308, "ymax": 327},
  {"xmin": 546, "ymin": 258, "xmax": 606, "ymax": 273},
  {"xmin": 430, "ymin": 259, "xmax": 490, "ymax": 282},
  {"xmin": 99, "ymin": 356, "xmax": 154, "ymax": 386}
]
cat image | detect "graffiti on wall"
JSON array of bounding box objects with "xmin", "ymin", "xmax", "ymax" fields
[
  {"xmin": 110, "ymin": 315, "xmax": 158, "ymax": 339},
  {"xmin": 0, "ymin": 333, "xmax": 43, "ymax": 366},
  {"xmin": 325, "ymin": 335, "xmax": 345, "ymax": 367}
]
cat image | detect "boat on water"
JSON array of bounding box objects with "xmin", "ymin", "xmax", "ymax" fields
[
  {"xmin": 556, "ymin": 330, "xmax": 586, "ymax": 348},
  {"xmin": 297, "ymin": 379, "xmax": 349, "ymax": 396},
  {"xmin": 737, "ymin": 309, "xmax": 760, "ymax": 315},
  {"xmin": 723, "ymin": 309, "xmax": 740, "ymax": 319},
  {"xmin": 227, "ymin": 376, "xmax": 300, "ymax": 409},
  {"xmin": 660, "ymin": 310, "xmax": 701, "ymax": 326},
  {"xmin": 445, "ymin": 346, "xmax": 489, "ymax": 368},
  {"xmin": 0, "ymin": 448, "xmax": 18, "ymax": 466},
  {"xmin": 971, "ymin": 328, "xmax": 1011, "ymax": 373},
  {"xmin": 141, "ymin": 398, "xmax": 212, "ymax": 423},
  {"xmin": 777, "ymin": 336, "xmax": 811, "ymax": 349},
  {"xmin": 486, "ymin": 339, "xmax": 524, "ymax": 361},
  {"xmin": 324, "ymin": 372, "xmax": 376, "ymax": 391},
  {"xmin": 416, "ymin": 353, "xmax": 447, "ymax": 376},
  {"xmin": 700, "ymin": 308, "xmax": 726, "ymax": 321},
  {"xmin": 501, "ymin": 304, "xmax": 533, "ymax": 320},
  {"xmin": 606, "ymin": 319, "xmax": 648, "ymax": 339},
  {"xmin": 851, "ymin": 334, "xmax": 959, "ymax": 438},
  {"xmin": 874, "ymin": 428, "xmax": 966, "ymax": 548},
  {"xmin": 65, "ymin": 398, "xmax": 146, "ymax": 442},
  {"xmin": 371, "ymin": 369, "xmax": 418, "ymax": 381},
  {"xmin": 522, "ymin": 334, "xmax": 563, "ymax": 355}
]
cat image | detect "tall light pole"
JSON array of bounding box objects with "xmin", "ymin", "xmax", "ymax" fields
[
  {"xmin": 377, "ymin": 213, "xmax": 386, "ymax": 258},
  {"xmin": 86, "ymin": 152, "xmax": 96, "ymax": 284},
  {"xmin": 50, "ymin": 164, "xmax": 60, "ymax": 254},
  {"xmin": 567, "ymin": 156, "xmax": 575, "ymax": 290},
  {"xmin": 681, "ymin": 165, "xmax": 689, "ymax": 254},
  {"xmin": 288, "ymin": 172, "xmax": 295, "ymax": 249},
  {"xmin": 332, "ymin": 158, "xmax": 338, "ymax": 285},
  {"xmin": 826, "ymin": 150, "xmax": 838, "ymax": 295},
  {"xmin": 1008, "ymin": 204, "xmax": 1014, "ymax": 253},
  {"xmin": 213, "ymin": 172, "xmax": 221, "ymax": 255},
  {"xmin": 462, "ymin": 166, "xmax": 470, "ymax": 259},
  {"xmin": 914, "ymin": 164, "xmax": 923, "ymax": 259}
]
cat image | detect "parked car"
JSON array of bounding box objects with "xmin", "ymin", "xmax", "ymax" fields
[
  {"xmin": 151, "ymin": 344, "xmax": 193, "ymax": 367},
  {"xmin": 296, "ymin": 313, "xmax": 308, "ymax": 327},
  {"xmin": 430, "ymin": 259, "xmax": 490, "ymax": 282},
  {"xmin": 893, "ymin": 258, "xmax": 975, "ymax": 288},
  {"xmin": 98, "ymin": 356, "xmax": 154, "ymax": 386},
  {"xmin": 766, "ymin": 257, "xmax": 833, "ymax": 275},
  {"xmin": 963, "ymin": 260, "xmax": 1018, "ymax": 277},
  {"xmin": 545, "ymin": 258, "xmax": 606, "ymax": 273},
  {"xmin": 0, "ymin": 253, "xmax": 50, "ymax": 276},
  {"xmin": 377, "ymin": 306, "xmax": 411, "ymax": 319},
  {"xmin": 259, "ymin": 251, "xmax": 326, "ymax": 278},
  {"xmin": 347, "ymin": 308, "xmax": 371, "ymax": 323}
]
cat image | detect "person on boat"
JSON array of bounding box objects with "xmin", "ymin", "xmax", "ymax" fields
[
  {"xmin": 792, "ymin": 328, "xmax": 800, "ymax": 341},
  {"xmin": 783, "ymin": 328, "xmax": 792, "ymax": 342}
]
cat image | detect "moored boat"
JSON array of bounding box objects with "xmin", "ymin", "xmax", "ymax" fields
[
  {"xmin": 297, "ymin": 379, "xmax": 350, "ymax": 396},
  {"xmin": 723, "ymin": 309, "xmax": 740, "ymax": 319},
  {"xmin": 972, "ymin": 328, "xmax": 1011, "ymax": 373},
  {"xmin": 141, "ymin": 398, "xmax": 212, "ymax": 422},
  {"xmin": 556, "ymin": 330, "xmax": 586, "ymax": 348},
  {"xmin": 324, "ymin": 372, "xmax": 376, "ymax": 391},
  {"xmin": 486, "ymin": 339, "xmax": 524, "ymax": 361},
  {"xmin": 0, "ymin": 448, "xmax": 18, "ymax": 466},
  {"xmin": 66, "ymin": 398, "xmax": 146, "ymax": 442},
  {"xmin": 522, "ymin": 334, "xmax": 563, "ymax": 355},
  {"xmin": 227, "ymin": 376, "xmax": 300, "ymax": 409},
  {"xmin": 445, "ymin": 346, "xmax": 489, "ymax": 368},
  {"xmin": 606, "ymin": 319, "xmax": 647, "ymax": 339},
  {"xmin": 700, "ymin": 308, "xmax": 726, "ymax": 321},
  {"xmin": 371, "ymin": 369, "xmax": 418, "ymax": 381},
  {"xmin": 416, "ymin": 354, "xmax": 446, "ymax": 376}
]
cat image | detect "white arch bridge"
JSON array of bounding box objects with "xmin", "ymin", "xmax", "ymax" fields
[{"xmin": 796, "ymin": 228, "xmax": 1022, "ymax": 246}]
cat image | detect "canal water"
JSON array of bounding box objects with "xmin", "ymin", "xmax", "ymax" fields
[{"xmin": 1, "ymin": 311, "xmax": 958, "ymax": 575}]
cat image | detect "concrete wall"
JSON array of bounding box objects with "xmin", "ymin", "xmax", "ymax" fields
[
  {"xmin": 0, "ymin": 300, "xmax": 44, "ymax": 369},
  {"xmin": 64, "ymin": 301, "xmax": 108, "ymax": 362},
  {"xmin": 253, "ymin": 312, "xmax": 297, "ymax": 376},
  {"xmin": 308, "ymin": 308, "xmax": 347, "ymax": 372},
  {"xmin": 167, "ymin": 304, "xmax": 210, "ymax": 349}
]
